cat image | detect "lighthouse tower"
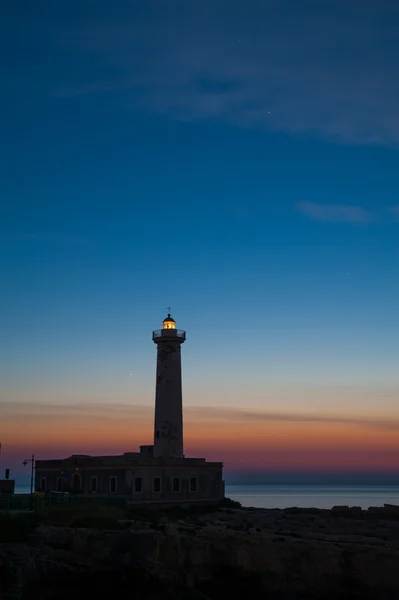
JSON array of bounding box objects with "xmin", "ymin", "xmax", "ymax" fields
[{"xmin": 152, "ymin": 314, "xmax": 186, "ymax": 458}]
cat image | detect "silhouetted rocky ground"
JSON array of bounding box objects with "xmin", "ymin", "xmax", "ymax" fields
[{"xmin": 1, "ymin": 503, "xmax": 399, "ymax": 599}]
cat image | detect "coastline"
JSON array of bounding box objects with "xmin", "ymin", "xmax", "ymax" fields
[
  {"xmin": 13, "ymin": 483, "xmax": 399, "ymax": 510},
  {"xmin": 1, "ymin": 503, "xmax": 399, "ymax": 599},
  {"xmin": 225, "ymin": 483, "xmax": 399, "ymax": 509}
]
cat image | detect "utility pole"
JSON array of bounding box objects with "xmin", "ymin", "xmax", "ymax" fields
[{"xmin": 23, "ymin": 454, "xmax": 35, "ymax": 507}]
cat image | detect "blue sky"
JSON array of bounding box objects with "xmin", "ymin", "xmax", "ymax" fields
[{"xmin": 1, "ymin": 0, "xmax": 399, "ymax": 478}]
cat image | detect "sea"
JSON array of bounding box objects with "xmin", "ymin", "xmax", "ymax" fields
[
  {"xmin": 15, "ymin": 483, "xmax": 399, "ymax": 509},
  {"xmin": 225, "ymin": 484, "xmax": 399, "ymax": 509}
]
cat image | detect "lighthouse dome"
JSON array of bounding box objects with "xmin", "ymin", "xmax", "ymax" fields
[{"xmin": 162, "ymin": 313, "xmax": 176, "ymax": 330}]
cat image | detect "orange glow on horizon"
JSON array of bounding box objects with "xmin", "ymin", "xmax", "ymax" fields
[{"xmin": 2, "ymin": 401, "xmax": 399, "ymax": 473}]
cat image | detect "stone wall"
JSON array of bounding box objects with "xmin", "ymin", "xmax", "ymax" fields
[
  {"xmin": 0, "ymin": 479, "xmax": 15, "ymax": 495},
  {"xmin": 35, "ymin": 460, "xmax": 224, "ymax": 503}
]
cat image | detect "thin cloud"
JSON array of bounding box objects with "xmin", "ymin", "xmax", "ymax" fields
[
  {"xmin": 0, "ymin": 401, "xmax": 151, "ymax": 421},
  {"xmin": 2, "ymin": 401, "xmax": 398, "ymax": 432},
  {"xmin": 50, "ymin": 1, "xmax": 399, "ymax": 145},
  {"xmin": 188, "ymin": 406, "xmax": 399, "ymax": 432},
  {"xmin": 297, "ymin": 202, "xmax": 373, "ymax": 224}
]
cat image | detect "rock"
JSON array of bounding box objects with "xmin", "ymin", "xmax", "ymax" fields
[{"xmin": 2, "ymin": 507, "xmax": 399, "ymax": 598}]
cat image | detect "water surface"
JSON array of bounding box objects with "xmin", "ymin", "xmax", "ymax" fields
[
  {"xmin": 15, "ymin": 483, "xmax": 399, "ymax": 509},
  {"xmin": 225, "ymin": 484, "xmax": 399, "ymax": 509}
]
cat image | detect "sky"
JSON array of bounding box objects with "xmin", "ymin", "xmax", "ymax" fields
[{"xmin": 1, "ymin": 0, "xmax": 399, "ymax": 484}]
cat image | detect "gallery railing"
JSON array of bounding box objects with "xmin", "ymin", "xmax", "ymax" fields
[{"xmin": 152, "ymin": 329, "xmax": 186, "ymax": 340}]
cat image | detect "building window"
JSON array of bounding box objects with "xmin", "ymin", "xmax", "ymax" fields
[
  {"xmin": 134, "ymin": 477, "xmax": 142, "ymax": 492},
  {"xmin": 72, "ymin": 472, "xmax": 81, "ymax": 491},
  {"xmin": 109, "ymin": 476, "xmax": 117, "ymax": 494},
  {"xmin": 90, "ymin": 477, "xmax": 97, "ymax": 493},
  {"xmin": 172, "ymin": 477, "xmax": 180, "ymax": 492},
  {"xmin": 190, "ymin": 477, "xmax": 197, "ymax": 492},
  {"xmin": 57, "ymin": 478, "xmax": 63, "ymax": 492},
  {"xmin": 153, "ymin": 477, "xmax": 161, "ymax": 492},
  {"xmin": 40, "ymin": 477, "xmax": 47, "ymax": 492}
]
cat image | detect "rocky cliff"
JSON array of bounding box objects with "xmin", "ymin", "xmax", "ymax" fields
[{"xmin": 1, "ymin": 506, "xmax": 399, "ymax": 599}]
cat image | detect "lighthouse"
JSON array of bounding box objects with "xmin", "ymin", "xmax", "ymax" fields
[
  {"xmin": 152, "ymin": 313, "xmax": 186, "ymax": 458},
  {"xmin": 35, "ymin": 312, "xmax": 224, "ymax": 501}
]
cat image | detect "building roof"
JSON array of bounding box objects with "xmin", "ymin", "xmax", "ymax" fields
[
  {"xmin": 163, "ymin": 313, "xmax": 175, "ymax": 322},
  {"xmin": 35, "ymin": 454, "xmax": 223, "ymax": 468}
]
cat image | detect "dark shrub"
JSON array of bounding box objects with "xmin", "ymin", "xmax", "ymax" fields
[
  {"xmin": 0, "ymin": 512, "xmax": 39, "ymax": 542},
  {"xmin": 41, "ymin": 505, "xmax": 125, "ymax": 527},
  {"xmin": 219, "ymin": 497, "xmax": 241, "ymax": 509},
  {"xmin": 69, "ymin": 516, "xmax": 122, "ymax": 530}
]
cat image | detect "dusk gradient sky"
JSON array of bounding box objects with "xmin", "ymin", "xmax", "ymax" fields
[{"xmin": 1, "ymin": 0, "xmax": 399, "ymax": 483}]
